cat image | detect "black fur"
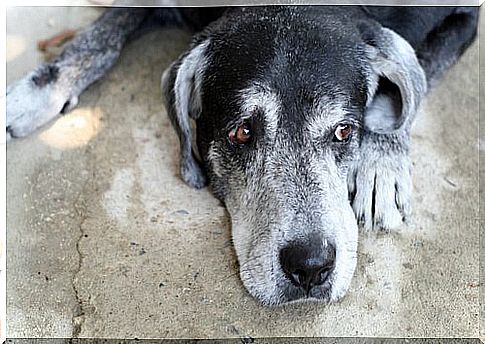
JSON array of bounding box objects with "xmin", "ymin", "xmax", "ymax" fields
[
  {"xmin": 175, "ymin": 5, "xmax": 479, "ymax": 83},
  {"xmin": 31, "ymin": 65, "xmax": 59, "ymax": 87}
]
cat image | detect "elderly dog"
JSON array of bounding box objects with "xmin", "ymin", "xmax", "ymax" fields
[{"xmin": 6, "ymin": 6, "xmax": 479, "ymax": 305}]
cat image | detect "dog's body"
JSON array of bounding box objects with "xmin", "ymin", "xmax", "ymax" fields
[{"xmin": 6, "ymin": 6, "xmax": 479, "ymax": 305}]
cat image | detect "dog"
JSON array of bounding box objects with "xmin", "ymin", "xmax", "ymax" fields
[{"xmin": 6, "ymin": 6, "xmax": 479, "ymax": 305}]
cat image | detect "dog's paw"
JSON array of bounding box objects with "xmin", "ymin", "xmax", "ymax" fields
[
  {"xmin": 348, "ymin": 141, "xmax": 412, "ymax": 232},
  {"xmin": 6, "ymin": 66, "xmax": 77, "ymax": 140}
]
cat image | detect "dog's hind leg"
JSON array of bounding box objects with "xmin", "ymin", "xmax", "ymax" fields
[
  {"xmin": 416, "ymin": 7, "xmax": 479, "ymax": 87},
  {"xmin": 6, "ymin": 8, "xmax": 150, "ymax": 140}
]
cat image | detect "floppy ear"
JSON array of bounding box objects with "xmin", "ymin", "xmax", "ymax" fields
[
  {"xmin": 161, "ymin": 40, "xmax": 209, "ymax": 189},
  {"xmin": 360, "ymin": 24, "xmax": 427, "ymax": 133}
]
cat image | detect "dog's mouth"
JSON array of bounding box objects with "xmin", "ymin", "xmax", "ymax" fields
[
  {"xmin": 279, "ymin": 272, "xmax": 336, "ymax": 304},
  {"xmin": 239, "ymin": 260, "xmax": 336, "ymax": 306},
  {"xmin": 284, "ymin": 284, "xmax": 334, "ymax": 304}
]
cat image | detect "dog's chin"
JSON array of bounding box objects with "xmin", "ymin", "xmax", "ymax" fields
[{"xmin": 239, "ymin": 268, "xmax": 345, "ymax": 306}]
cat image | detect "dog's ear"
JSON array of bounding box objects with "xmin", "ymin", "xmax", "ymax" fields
[
  {"xmin": 161, "ymin": 41, "xmax": 209, "ymax": 189},
  {"xmin": 359, "ymin": 22, "xmax": 427, "ymax": 133}
]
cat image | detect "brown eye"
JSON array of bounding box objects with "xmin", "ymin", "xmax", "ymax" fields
[
  {"xmin": 229, "ymin": 121, "xmax": 253, "ymax": 145},
  {"xmin": 334, "ymin": 124, "xmax": 353, "ymax": 142}
]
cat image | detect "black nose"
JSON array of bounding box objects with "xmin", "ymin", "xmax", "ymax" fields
[{"xmin": 279, "ymin": 240, "xmax": 336, "ymax": 295}]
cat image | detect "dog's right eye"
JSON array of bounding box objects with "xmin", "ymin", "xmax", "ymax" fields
[{"xmin": 229, "ymin": 120, "xmax": 253, "ymax": 145}]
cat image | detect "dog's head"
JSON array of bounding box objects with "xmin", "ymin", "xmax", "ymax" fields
[{"xmin": 162, "ymin": 7, "xmax": 426, "ymax": 305}]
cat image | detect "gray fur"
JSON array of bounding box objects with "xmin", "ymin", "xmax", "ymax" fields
[
  {"xmin": 348, "ymin": 131, "xmax": 413, "ymax": 231},
  {"xmin": 7, "ymin": 8, "xmax": 148, "ymax": 139},
  {"xmin": 364, "ymin": 27, "xmax": 427, "ymax": 133}
]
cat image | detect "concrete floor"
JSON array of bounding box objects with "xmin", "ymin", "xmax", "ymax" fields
[{"xmin": 6, "ymin": 6, "xmax": 482, "ymax": 340}]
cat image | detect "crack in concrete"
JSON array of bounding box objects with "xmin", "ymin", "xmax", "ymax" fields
[
  {"xmin": 71, "ymin": 191, "xmax": 88, "ymax": 337},
  {"xmin": 71, "ymin": 147, "xmax": 96, "ymax": 338}
]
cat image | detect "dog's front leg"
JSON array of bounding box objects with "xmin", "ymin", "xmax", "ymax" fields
[
  {"xmin": 348, "ymin": 124, "xmax": 413, "ymax": 232},
  {"xmin": 6, "ymin": 8, "xmax": 149, "ymax": 140},
  {"xmin": 345, "ymin": 22, "xmax": 431, "ymax": 232}
]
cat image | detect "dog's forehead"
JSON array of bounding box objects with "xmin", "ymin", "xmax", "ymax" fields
[{"xmin": 201, "ymin": 9, "xmax": 368, "ymax": 124}]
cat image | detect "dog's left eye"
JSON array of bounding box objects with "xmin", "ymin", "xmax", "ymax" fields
[
  {"xmin": 229, "ymin": 120, "xmax": 253, "ymax": 145},
  {"xmin": 333, "ymin": 124, "xmax": 353, "ymax": 142}
]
